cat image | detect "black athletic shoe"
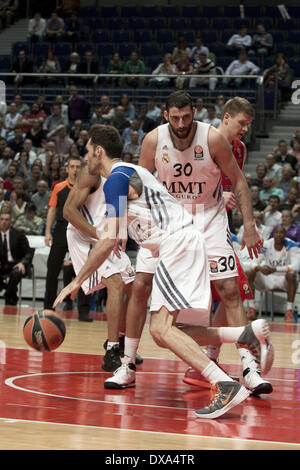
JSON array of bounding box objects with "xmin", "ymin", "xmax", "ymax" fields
[
  {"xmin": 101, "ymin": 344, "xmax": 122, "ymax": 372},
  {"xmin": 104, "ymin": 337, "xmax": 144, "ymax": 366}
]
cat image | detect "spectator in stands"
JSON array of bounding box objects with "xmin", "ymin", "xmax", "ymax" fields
[
  {"xmin": 194, "ymin": 98, "xmax": 208, "ymax": 122},
  {"xmin": 252, "ymin": 163, "xmax": 267, "ymax": 189},
  {"xmin": 215, "ymin": 94, "xmax": 225, "ymax": 119},
  {"xmin": 106, "ymin": 52, "xmax": 124, "ymax": 85},
  {"xmin": 67, "ymin": 85, "xmax": 89, "ymax": 123},
  {"xmin": 277, "ymin": 164, "xmax": 295, "ymax": 201},
  {"xmin": 31, "ymin": 179, "xmax": 49, "ymax": 220},
  {"xmin": 69, "ymin": 119, "xmax": 82, "ymax": 142},
  {"xmin": 22, "ymin": 102, "xmax": 47, "ymax": 134},
  {"xmin": 13, "ymin": 202, "xmax": 44, "ymax": 235},
  {"xmin": 263, "ymin": 195, "xmax": 282, "ymax": 228},
  {"xmin": 269, "ymin": 209, "xmax": 300, "ymax": 244},
  {"xmin": 237, "ymin": 209, "xmax": 272, "ymax": 244},
  {"xmin": 43, "ymin": 103, "xmax": 69, "ymax": 133},
  {"xmin": 274, "ymin": 139, "xmax": 298, "ymax": 172},
  {"xmin": 78, "ymin": 50, "xmax": 99, "ymax": 86},
  {"xmin": 251, "ymin": 185, "xmax": 267, "ymax": 211},
  {"xmin": 260, "ymin": 176, "xmax": 284, "ymax": 204},
  {"xmin": 66, "ymin": 52, "xmax": 81, "ymax": 84},
  {"xmin": 89, "ymin": 95, "xmax": 113, "ymax": 126},
  {"xmin": 263, "ymin": 53, "xmax": 293, "ymax": 90},
  {"xmin": 120, "ymin": 51, "xmax": 146, "ymax": 88},
  {"xmin": 4, "ymin": 102, "xmax": 22, "ymax": 137},
  {"xmin": 13, "ymin": 94, "xmax": 29, "ymax": 116},
  {"xmin": 280, "ymin": 186, "xmax": 299, "ymax": 212},
  {"xmin": 38, "ymin": 48, "xmax": 62, "ymax": 85},
  {"xmin": 226, "ymin": 25, "xmax": 252, "ymax": 55},
  {"xmin": 172, "ymin": 37, "xmax": 191, "ymax": 65},
  {"xmin": 175, "ymin": 51, "xmax": 193, "ymax": 89},
  {"xmin": 37, "ymin": 141, "xmax": 56, "ymax": 167},
  {"xmin": 108, "ymin": 106, "xmax": 131, "ymax": 135},
  {"xmin": 145, "ymin": 98, "xmax": 161, "ymax": 123},
  {"xmin": 15, "ymin": 150, "xmax": 31, "ymax": 178},
  {"xmin": 149, "ymin": 53, "xmax": 176, "ymax": 88},
  {"xmin": 36, "ymin": 94, "xmax": 50, "ymax": 115},
  {"xmin": 0, "ymin": 146, "xmax": 13, "ymax": 176},
  {"xmin": 250, "ymin": 23, "xmax": 273, "ymax": 59},
  {"xmin": 288, "ymin": 137, "xmax": 300, "ymax": 164},
  {"xmin": 64, "ymin": 10, "xmax": 81, "ymax": 42},
  {"xmin": 27, "ymin": 11, "xmax": 46, "ymax": 43},
  {"xmin": 0, "ymin": 119, "xmax": 6, "ymax": 138},
  {"xmin": 118, "ymin": 94, "xmax": 136, "ymax": 122},
  {"xmin": 203, "ymin": 105, "xmax": 221, "ymax": 128},
  {"xmin": 189, "ymin": 50, "xmax": 218, "ymax": 91},
  {"xmin": 123, "ymin": 130, "xmax": 141, "ymax": 157},
  {"xmin": 57, "ymin": 0, "xmax": 80, "ymax": 17},
  {"xmin": 54, "ymin": 95, "xmax": 68, "ymax": 121},
  {"xmin": 292, "ymin": 200, "xmax": 300, "ymax": 226},
  {"xmin": 7, "ymin": 125, "xmax": 24, "ymax": 153},
  {"xmin": 122, "ymin": 119, "xmax": 144, "ymax": 146},
  {"xmin": 15, "ymin": 138, "xmax": 37, "ymax": 164},
  {"xmin": 190, "ymin": 36, "xmax": 209, "ymax": 64},
  {"xmin": 45, "ymin": 11, "xmax": 65, "ymax": 43},
  {"xmin": 223, "ymin": 50, "xmax": 260, "ymax": 88},
  {"xmin": 11, "ymin": 191, "xmax": 26, "ymax": 221},
  {"xmin": 26, "ymin": 119, "xmax": 46, "ymax": 150},
  {"xmin": 136, "ymin": 104, "xmax": 156, "ymax": 133},
  {"xmin": 265, "ymin": 153, "xmax": 282, "ymax": 181},
  {"xmin": 2, "ymin": 164, "xmax": 16, "ymax": 191},
  {"xmin": 0, "ymin": 0, "xmax": 18, "ymax": 27},
  {"xmin": 47, "ymin": 124, "xmax": 74, "ymax": 162},
  {"xmin": 12, "ymin": 49, "xmax": 33, "ymax": 86}
]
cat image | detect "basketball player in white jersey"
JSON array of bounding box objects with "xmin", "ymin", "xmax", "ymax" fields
[
  {"xmin": 63, "ymin": 164, "xmax": 137, "ymax": 372},
  {"xmin": 53, "ymin": 124, "xmax": 273, "ymax": 419},
  {"xmin": 114, "ymin": 91, "xmax": 267, "ymax": 393}
]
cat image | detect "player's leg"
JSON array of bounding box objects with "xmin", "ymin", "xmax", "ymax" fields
[
  {"xmin": 245, "ymin": 268, "xmax": 258, "ymax": 320},
  {"xmin": 285, "ymin": 271, "xmax": 297, "ymax": 323}
]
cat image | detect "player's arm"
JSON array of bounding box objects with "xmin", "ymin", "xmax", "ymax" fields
[
  {"xmin": 223, "ymin": 141, "xmax": 247, "ymax": 210},
  {"xmin": 138, "ymin": 128, "xmax": 158, "ymax": 173},
  {"xmin": 63, "ymin": 166, "xmax": 99, "ymax": 239},
  {"xmin": 45, "ymin": 207, "xmax": 56, "ymax": 246},
  {"xmin": 209, "ymin": 126, "xmax": 263, "ymax": 259}
]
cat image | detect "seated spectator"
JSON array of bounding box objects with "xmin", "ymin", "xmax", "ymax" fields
[
  {"xmin": 0, "ymin": 210, "xmax": 33, "ymax": 306},
  {"xmin": 27, "ymin": 11, "xmax": 46, "ymax": 43},
  {"xmin": 145, "ymin": 98, "xmax": 161, "ymax": 122},
  {"xmin": 43, "ymin": 103, "xmax": 69, "ymax": 133},
  {"xmin": 38, "ymin": 48, "xmax": 61, "ymax": 85},
  {"xmin": 288, "ymin": 136, "xmax": 300, "ymax": 164},
  {"xmin": 11, "ymin": 190, "xmax": 27, "ymax": 220},
  {"xmin": 3, "ymin": 164, "xmax": 17, "ymax": 191},
  {"xmin": 106, "ymin": 52, "xmax": 124, "ymax": 85},
  {"xmin": 7, "ymin": 125, "xmax": 24, "ymax": 153},
  {"xmin": 37, "ymin": 140, "xmax": 56, "ymax": 167},
  {"xmin": 263, "ymin": 53, "xmax": 293, "ymax": 93},
  {"xmin": 237, "ymin": 209, "xmax": 272, "ymax": 243},
  {"xmin": 280, "ymin": 186, "xmax": 299, "ymax": 212},
  {"xmin": 252, "ymin": 163, "xmax": 267, "ymax": 189},
  {"xmin": 189, "ymin": 50, "xmax": 218, "ymax": 91},
  {"xmin": 64, "ymin": 10, "xmax": 81, "ymax": 42},
  {"xmin": 26, "ymin": 119, "xmax": 47, "ymax": 150},
  {"xmin": 4, "ymin": 102, "xmax": 22, "ymax": 138},
  {"xmin": 175, "ymin": 51, "xmax": 193, "ymax": 89},
  {"xmin": 292, "ymin": 200, "xmax": 300, "ymax": 226},
  {"xmin": 36, "ymin": 94, "xmax": 50, "ymax": 115},
  {"xmin": 0, "ymin": 146, "xmax": 13, "ymax": 176},
  {"xmin": 65, "ymin": 52, "xmax": 81, "ymax": 84},
  {"xmin": 31, "ymin": 179, "xmax": 49, "ymax": 220},
  {"xmin": 123, "ymin": 130, "xmax": 141, "ymax": 157},
  {"xmin": 90, "ymin": 95, "xmax": 113, "ymax": 126},
  {"xmin": 245, "ymin": 226, "xmax": 299, "ymax": 323},
  {"xmin": 226, "ymin": 25, "xmax": 252, "ymax": 56},
  {"xmin": 277, "ymin": 164, "xmax": 295, "ymax": 201},
  {"xmin": 215, "ymin": 94, "xmax": 225, "ymax": 119},
  {"xmin": 194, "ymin": 98, "xmax": 208, "ymax": 122},
  {"xmin": 260, "ymin": 176, "xmax": 284, "ymax": 204},
  {"xmin": 250, "ymin": 23, "xmax": 273, "ymax": 58},
  {"xmin": 172, "ymin": 37, "xmax": 191, "ymax": 65},
  {"xmin": 54, "ymin": 95, "xmax": 69, "ymax": 121},
  {"xmin": 0, "ymin": 187, "xmax": 6, "ymax": 209},
  {"xmin": 0, "ymin": 0, "xmax": 18, "ymax": 27},
  {"xmin": 203, "ymin": 105, "xmax": 221, "ymax": 128},
  {"xmin": 15, "ymin": 138, "xmax": 37, "ymax": 164},
  {"xmin": 136, "ymin": 105, "xmax": 156, "ymax": 133},
  {"xmin": 43, "ymin": 154, "xmax": 61, "ymax": 188},
  {"xmin": 223, "ymin": 50, "xmax": 259, "ymax": 88},
  {"xmin": 118, "ymin": 94, "xmax": 136, "ymax": 122},
  {"xmin": 122, "ymin": 119, "xmax": 144, "ymax": 146},
  {"xmin": 122, "ymin": 152, "xmax": 134, "ymax": 163},
  {"xmin": 0, "ymin": 119, "xmax": 6, "ymax": 138},
  {"xmin": 263, "ymin": 195, "xmax": 282, "ymax": 228},
  {"xmin": 274, "ymin": 139, "xmax": 298, "ymax": 172},
  {"xmin": 190, "ymin": 36, "xmax": 209, "ymax": 64},
  {"xmin": 265, "ymin": 153, "xmax": 282, "ymax": 181},
  {"xmin": 13, "ymin": 94, "xmax": 29, "ymax": 116},
  {"xmin": 47, "ymin": 124, "xmax": 74, "ymax": 162},
  {"xmin": 13, "ymin": 202, "xmax": 44, "ymax": 235},
  {"xmin": 69, "ymin": 119, "xmax": 83, "ymax": 142},
  {"xmin": 78, "ymin": 50, "xmax": 99, "ymax": 86},
  {"xmin": 108, "ymin": 106, "xmax": 131, "ymax": 134},
  {"xmin": 24, "ymin": 163, "xmax": 42, "ymax": 195},
  {"xmin": 120, "ymin": 51, "xmax": 146, "ymax": 88},
  {"xmin": 149, "ymin": 53, "xmax": 176, "ymax": 88},
  {"xmin": 15, "ymin": 150, "xmax": 31, "ymax": 178},
  {"xmin": 22, "ymin": 102, "xmax": 47, "ymax": 134},
  {"xmin": 270, "ymin": 209, "xmax": 300, "ymax": 245},
  {"xmin": 45, "ymin": 10, "xmax": 65, "ymax": 42}
]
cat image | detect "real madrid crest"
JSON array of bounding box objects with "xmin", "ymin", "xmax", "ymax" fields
[{"xmin": 162, "ymin": 153, "xmax": 170, "ymax": 164}]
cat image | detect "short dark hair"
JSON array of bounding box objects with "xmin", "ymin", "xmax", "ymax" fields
[
  {"xmin": 89, "ymin": 124, "xmax": 123, "ymax": 159},
  {"xmin": 269, "ymin": 195, "xmax": 280, "ymax": 203},
  {"xmin": 25, "ymin": 202, "xmax": 36, "ymax": 213},
  {"xmin": 166, "ymin": 91, "xmax": 193, "ymax": 112}
]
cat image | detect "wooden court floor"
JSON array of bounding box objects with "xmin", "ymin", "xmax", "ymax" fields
[{"xmin": 0, "ymin": 304, "xmax": 299, "ymax": 450}]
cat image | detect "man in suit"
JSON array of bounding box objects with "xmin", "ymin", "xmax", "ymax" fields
[{"xmin": 0, "ymin": 210, "xmax": 33, "ymax": 305}]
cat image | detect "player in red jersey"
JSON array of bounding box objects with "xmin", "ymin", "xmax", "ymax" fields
[{"xmin": 183, "ymin": 97, "xmax": 273, "ymax": 396}]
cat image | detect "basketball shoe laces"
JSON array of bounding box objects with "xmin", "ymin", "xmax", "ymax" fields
[{"xmin": 207, "ymin": 384, "xmax": 222, "ymax": 409}]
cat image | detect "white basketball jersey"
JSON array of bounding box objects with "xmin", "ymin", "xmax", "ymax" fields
[
  {"xmin": 155, "ymin": 122, "xmax": 222, "ymax": 213},
  {"xmin": 112, "ymin": 162, "xmax": 193, "ymax": 252},
  {"xmin": 258, "ymin": 238, "xmax": 300, "ymax": 272},
  {"xmin": 67, "ymin": 177, "xmax": 107, "ymax": 241}
]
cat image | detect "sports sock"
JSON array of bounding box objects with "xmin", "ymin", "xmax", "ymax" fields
[
  {"xmin": 124, "ymin": 337, "xmax": 140, "ymax": 362},
  {"xmin": 248, "ymin": 300, "xmax": 255, "ymax": 310},
  {"xmin": 218, "ymin": 326, "xmax": 245, "ymax": 343},
  {"xmin": 237, "ymin": 346, "xmax": 258, "ymax": 372},
  {"xmin": 201, "ymin": 360, "xmax": 234, "ymax": 385},
  {"xmin": 287, "ymin": 302, "xmax": 294, "ymax": 311},
  {"xmin": 106, "ymin": 341, "xmax": 119, "ymax": 351}
]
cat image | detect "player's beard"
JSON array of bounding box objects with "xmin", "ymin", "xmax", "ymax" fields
[{"xmin": 169, "ymin": 120, "xmax": 194, "ymax": 139}]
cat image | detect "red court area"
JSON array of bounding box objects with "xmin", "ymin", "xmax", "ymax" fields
[{"xmin": 1, "ymin": 345, "xmax": 300, "ymax": 446}]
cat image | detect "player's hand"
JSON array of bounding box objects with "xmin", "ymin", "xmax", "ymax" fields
[
  {"xmin": 53, "ymin": 280, "xmax": 81, "ymax": 308},
  {"xmin": 240, "ymin": 225, "xmax": 263, "ymax": 259},
  {"xmin": 45, "ymin": 233, "xmax": 53, "ymax": 247},
  {"xmin": 260, "ymin": 265, "xmax": 275, "ymax": 275},
  {"xmin": 223, "ymin": 191, "xmax": 238, "ymax": 210},
  {"xmin": 113, "ymin": 238, "xmax": 127, "ymax": 258}
]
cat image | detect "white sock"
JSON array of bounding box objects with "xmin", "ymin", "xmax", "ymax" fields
[
  {"xmin": 107, "ymin": 341, "xmax": 119, "ymax": 351},
  {"xmin": 248, "ymin": 300, "xmax": 255, "ymax": 309},
  {"xmin": 201, "ymin": 360, "xmax": 234, "ymax": 385},
  {"xmin": 124, "ymin": 337, "xmax": 140, "ymax": 362},
  {"xmin": 287, "ymin": 302, "xmax": 294, "ymax": 311},
  {"xmin": 218, "ymin": 326, "xmax": 245, "ymax": 343}
]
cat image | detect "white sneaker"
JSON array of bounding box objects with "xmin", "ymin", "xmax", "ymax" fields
[
  {"xmin": 104, "ymin": 357, "xmax": 136, "ymax": 389},
  {"xmin": 237, "ymin": 319, "xmax": 274, "ymax": 374},
  {"xmin": 243, "ymin": 368, "xmax": 273, "ymax": 396}
]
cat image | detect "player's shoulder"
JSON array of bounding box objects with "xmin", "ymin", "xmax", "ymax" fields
[{"xmin": 53, "ymin": 179, "xmax": 70, "ymax": 193}]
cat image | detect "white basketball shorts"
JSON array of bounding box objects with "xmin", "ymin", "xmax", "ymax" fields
[{"xmin": 254, "ymin": 272, "xmax": 288, "ymax": 292}]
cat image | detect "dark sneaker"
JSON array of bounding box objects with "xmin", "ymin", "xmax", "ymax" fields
[
  {"xmin": 104, "ymin": 337, "xmax": 144, "ymax": 366},
  {"xmin": 243, "ymin": 368, "xmax": 273, "ymax": 396},
  {"xmin": 195, "ymin": 381, "xmax": 250, "ymax": 419},
  {"xmin": 246, "ymin": 307, "xmax": 257, "ymax": 322},
  {"xmin": 237, "ymin": 319, "xmax": 274, "ymax": 375},
  {"xmin": 101, "ymin": 344, "xmax": 121, "ymax": 372},
  {"xmin": 104, "ymin": 357, "xmax": 136, "ymax": 389}
]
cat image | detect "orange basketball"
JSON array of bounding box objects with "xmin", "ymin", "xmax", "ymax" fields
[{"xmin": 23, "ymin": 310, "xmax": 66, "ymax": 352}]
